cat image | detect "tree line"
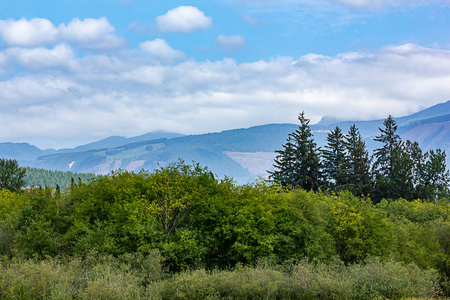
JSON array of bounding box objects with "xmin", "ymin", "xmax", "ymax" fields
[
  {"xmin": 0, "ymin": 162, "xmax": 449, "ymax": 297},
  {"xmin": 24, "ymin": 167, "xmax": 96, "ymax": 190},
  {"xmin": 270, "ymin": 112, "xmax": 450, "ymax": 203}
]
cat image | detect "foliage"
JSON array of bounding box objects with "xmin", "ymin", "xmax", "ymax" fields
[
  {"xmin": 0, "ymin": 158, "xmax": 26, "ymax": 192},
  {"xmin": 1, "ymin": 160, "xmax": 450, "ymax": 297},
  {"xmin": 24, "ymin": 167, "xmax": 96, "ymax": 190},
  {"xmin": 322, "ymin": 126, "xmax": 348, "ymax": 190},
  {"xmin": 270, "ymin": 112, "xmax": 323, "ymax": 191},
  {"xmin": 344, "ymin": 124, "xmax": 371, "ymax": 196},
  {"xmin": 272, "ymin": 113, "xmax": 449, "ymax": 202},
  {"xmin": 0, "ymin": 255, "xmax": 439, "ymax": 300}
]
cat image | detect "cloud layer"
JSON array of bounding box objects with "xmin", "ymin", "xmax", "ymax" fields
[{"xmin": 1, "ymin": 22, "xmax": 449, "ymax": 149}]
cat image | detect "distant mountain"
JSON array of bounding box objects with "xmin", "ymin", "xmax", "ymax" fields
[
  {"xmin": 57, "ymin": 131, "xmax": 185, "ymax": 153},
  {"xmin": 32, "ymin": 124, "xmax": 299, "ymax": 183},
  {"xmin": 2, "ymin": 100, "xmax": 450, "ymax": 183},
  {"xmin": 0, "ymin": 142, "xmax": 56, "ymax": 162}
]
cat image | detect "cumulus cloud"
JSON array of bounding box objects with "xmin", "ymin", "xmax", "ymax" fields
[
  {"xmin": 7, "ymin": 44, "xmax": 77, "ymax": 70},
  {"xmin": 156, "ymin": 6, "xmax": 213, "ymax": 33},
  {"xmin": 57, "ymin": 17, "xmax": 126, "ymax": 49},
  {"xmin": 0, "ymin": 17, "xmax": 125, "ymax": 49},
  {"xmin": 1, "ymin": 43, "xmax": 450, "ymax": 149},
  {"xmin": 139, "ymin": 39, "xmax": 186, "ymax": 63},
  {"xmin": 216, "ymin": 35, "xmax": 246, "ymax": 52},
  {"xmin": 0, "ymin": 18, "xmax": 57, "ymax": 47}
]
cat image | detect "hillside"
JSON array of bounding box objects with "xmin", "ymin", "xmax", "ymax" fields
[{"xmin": 1, "ymin": 100, "xmax": 450, "ymax": 182}]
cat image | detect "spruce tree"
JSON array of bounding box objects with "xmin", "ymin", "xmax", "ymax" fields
[
  {"xmin": 371, "ymin": 116, "xmax": 413, "ymax": 201},
  {"xmin": 417, "ymin": 149, "xmax": 450, "ymax": 201},
  {"xmin": 344, "ymin": 124, "xmax": 371, "ymax": 196},
  {"xmin": 372, "ymin": 115, "xmax": 401, "ymax": 178},
  {"xmin": 270, "ymin": 112, "xmax": 323, "ymax": 191},
  {"xmin": 322, "ymin": 126, "xmax": 348, "ymax": 191},
  {"xmin": 270, "ymin": 135, "xmax": 297, "ymax": 187}
]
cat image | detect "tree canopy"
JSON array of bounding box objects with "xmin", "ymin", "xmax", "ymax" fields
[
  {"xmin": 0, "ymin": 158, "xmax": 26, "ymax": 192},
  {"xmin": 271, "ymin": 113, "xmax": 449, "ymax": 202},
  {"xmin": 270, "ymin": 112, "xmax": 323, "ymax": 191}
]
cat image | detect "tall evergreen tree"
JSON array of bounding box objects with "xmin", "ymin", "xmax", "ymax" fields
[
  {"xmin": 404, "ymin": 140, "xmax": 424, "ymax": 198},
  {"xmin": 371, "ymin": 116, "xmax": 416, "ymax": 201},
  {"xmin": 270, "ymin": 135, "xmax": 297, "ymax": 187},
  {"xmin": 322, "ymin": 126, "xmax": 348, "ymax": 190},
  {"xmin": 416, "ymin": 149, "xmax": 450, "ymax": 201},
  {"xmin": 372, "ymin": 115, "xmax": 401, "ymax": 178},
  {"xmin": 270, "ymin": 112, "xmax": 323, "ymax": 191},
  {"xmin": 344, "ymin": 124, "xmax": 371, "ymax": 196}
]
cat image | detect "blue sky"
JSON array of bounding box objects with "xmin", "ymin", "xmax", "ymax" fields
[{"xmin": 0, "ymin": 0, "xmax": 449, "ymax": 148}]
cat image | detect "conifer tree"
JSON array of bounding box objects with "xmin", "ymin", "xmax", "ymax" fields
[
  {"xmin": 372, "ymin": 115, "xmax": 401, "ymax": 178},
  {"xmin": 344, "ymin": 124, "xmax": 371, "ymax": 196},
  {"xmin": 270, "ymin": 135, "xmax": 297, "ymax": 187},
  {"xmin": 417, "ymin": 149, "xmax": 450, "ymax": 201},
  {"xmin": 322, "ymin": 126, "xmax": 348, "ymax": 190},
  {"xmin": 371, "ymin": 116, "xmax": 414, "ymax": 201},
  {"xmin": 270, "ymin": 112, "xmax": 323, "ymax": 191}
]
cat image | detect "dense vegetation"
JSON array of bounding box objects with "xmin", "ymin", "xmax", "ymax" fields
[
  {"xmin": 0, "ymin": 160, "xmax": 448, "ymax": 298},
  {"xmin": 24, "ymin": 167, "xmax": 96, "ymax": 190},
  {"xmin": 0, "ymin": 114, "xmax": 450, "ymax": 298},
  {"xmin": 271, "ymin": 113, "xmax": 450, "ymax": 203}
]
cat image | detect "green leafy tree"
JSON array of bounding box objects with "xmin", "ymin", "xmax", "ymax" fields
[
  {"xmin": 322, "ymin": 126, "xmax": 348, "ymax": 191},
  {"xmin": 270, "ymin": 112, "xmax": 323, "ymax": 191},
  {"xmin": 0, "ymin": 158, "xmax": 26, "ymax": 192}
]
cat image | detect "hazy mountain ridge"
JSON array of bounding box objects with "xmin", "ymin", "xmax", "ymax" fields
[{"xmin": 2, "ymin": 100, "xmax": 450, "ymax": 183}]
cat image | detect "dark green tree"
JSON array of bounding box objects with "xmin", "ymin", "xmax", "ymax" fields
[
  {"xmin": 0, "ymin": 158, "xmax": 26, "ymax": 192},
  {"xmin": 270, "ymin": 112, "xmax": 323, "ymax": 191},
  {"xmin": 372, "ymin": 115, "xmax": 401, "ymax": 178},
  {"xmin": 416, "ymin": 149, "xmax": 450, "ymax": 201},
  {"xmin": 344, "ymin": 124, "xmax": 371, "ymax": 196},
  {"xmin": 322, "ymin": 126, "xmax": 348, "ymax": 190},
  {"xmin": 270, "ymin": 135, "xmax": 297, "ymax": 187},
  {"xmin": 371, "ymin": 116, "xmax": 411, "ymax": 202}
]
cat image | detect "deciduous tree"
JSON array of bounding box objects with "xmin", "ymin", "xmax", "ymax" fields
[{"xmin": 0, "ymin": 158, "xmax": 26, "ymax": 192}]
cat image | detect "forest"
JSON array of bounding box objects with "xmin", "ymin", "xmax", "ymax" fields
[
  {"xmin": 23, "ymin": 167, "xmax": 96, "ymax": 190},
  {"xmin": 0, "ymin": 115, "xmax": 449, "ymax": 299}
]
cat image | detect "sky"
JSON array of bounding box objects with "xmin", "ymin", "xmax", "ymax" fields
[{"xmin": 0, "ymin": 0, "xmax": 449, "ymax": 149}]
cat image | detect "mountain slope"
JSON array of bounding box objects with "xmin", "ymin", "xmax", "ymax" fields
[
  {"xmin": 2, "ymin": 100, "xmax": 450, "ymax": 183},
  {"xmin": 57, "ymin": 131, "xmax": 185, "ymax": 153}
]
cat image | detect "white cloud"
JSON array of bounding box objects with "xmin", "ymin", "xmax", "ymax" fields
[
  {"xmin": 0, "ymin": 18, "xmax": 57, "ymax": 47},
  {"xmin": 1, "ymin": 43, "xmax": 450, "ymax": 149},
  {"xmin": 0, "ymin": 17, "xmax": 125, "ymax": 49},
  {"xmin": 156, "ymin": 6, "xmax": 213, "ymax": 33},
  {"xmin": 7, "ymin": 44, "xmax": 76, "ymax": 70},
  {"xmin": 57, "ymin": 17, "xmax": 126, "ymax": 49},
  {"xmin": 216, "ymin": 35, "xmax": 246, "ymax": 52},
  {"xmin": 139, "ymin": 39, "xmax": 186, "ymax": 63}
]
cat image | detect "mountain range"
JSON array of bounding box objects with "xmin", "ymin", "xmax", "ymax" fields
[{"xmin": 2, "ymin": 100, "xmax": 450, "ymax": 184}]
